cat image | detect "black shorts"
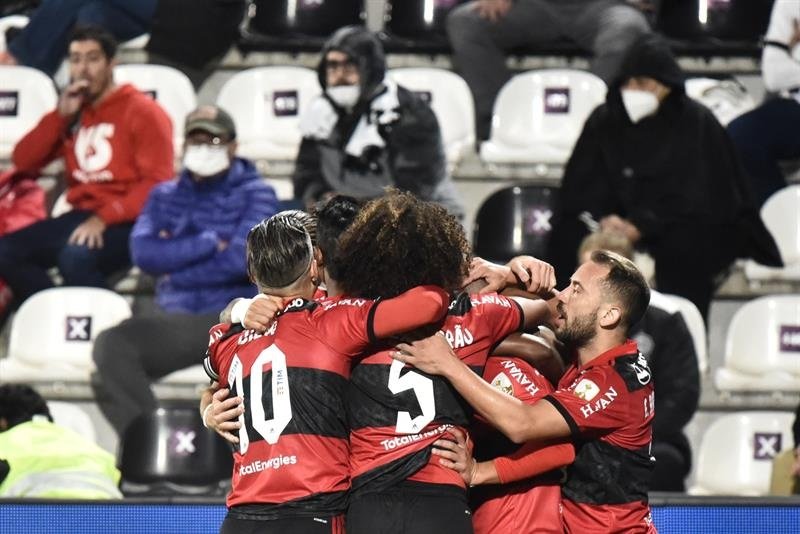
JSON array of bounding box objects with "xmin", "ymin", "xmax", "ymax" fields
[
  {"xmin": 346, "ymin": 481, "xmax": 473, "ymax": 534},
  {"xmin": 220, "ymin": 514, "xmax": 344, "ymax": 534}
]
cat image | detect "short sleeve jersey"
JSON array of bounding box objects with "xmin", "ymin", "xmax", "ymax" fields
[
  {"xmin": 204, "ymin": 296, "xmax": 377, "ymax": 518},
  {"xmin": 348, "ymin": 292, "xmax": 523, "ymax": 495},
  {"xmin": 544, "ymin": 340, "xmax": 657, "ymax": 533}
]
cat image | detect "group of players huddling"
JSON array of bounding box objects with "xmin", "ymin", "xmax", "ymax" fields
[{"xmin": 200, "ymin": 191, "xmax": 657, "ymax": 534}]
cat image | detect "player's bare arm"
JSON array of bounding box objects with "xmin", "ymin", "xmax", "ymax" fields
[
  {"xmin": 492, "ymin": 330, "xmax": 565, "ymax": 385},
  {"xmin": 464, "ymin": 256, "xmax": 556, "ymax": 297},
  {"xmin": 394, "ymin": 334, "xmax": 570, "ymax": 443},
  {"xmin": 221, "ymin": 294, "xmax": 285, "ymax": 332}
]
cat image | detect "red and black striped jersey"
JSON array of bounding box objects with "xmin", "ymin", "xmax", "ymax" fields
[
  {"xmin": 205, "ymin": 297, "xmax": 375, "ymax": 518},
  {"xmin": 471, "ymin": 356, "xmax": 562, "ymax": 534},
  {"xmin": 348, "ymin": 292, "xmax": 523, "ymax": 496},
  {"xmin": 543, "ymin": 340, "xmax": 657, "ymax": 533}
]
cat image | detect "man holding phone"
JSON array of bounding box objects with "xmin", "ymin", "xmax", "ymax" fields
[{"xmin": 0, "ymin": 24, "xmax": 173, "ymax": 313}]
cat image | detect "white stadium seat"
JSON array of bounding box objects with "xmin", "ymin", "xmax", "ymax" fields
[
  {"xmin": 48, "ymin": 401, "xmax": 98, "ymax": 444},
  {"xmin": 715, "ymin": 295, "xmax": 800, "ymax": 392},
  {"xmin": 388, "ymin": 67, "xmax": 475, "ymax": 169},
  {"xmin": 113, "ymin": 64, "xmax": 197, "ymax": 152},
  {"xmin": 480, "ymin": 69, "xmax": 606, "ymax": 166},
  {"xmin": 684, "ymin": 77, "xmax": 756, "ymax": 126},
  {"xmin": 0, "ymin": 287, "xmax": 131, "ymax": 383},
  {"xmin": 690, "ymin": 411, "xmax": 794, "ymax": 496},
  {"xmin": 744, "ymin": 185, "xmax": 800, "ymax": 283},
  {"xmin": 0, "ymin": 65, "xmax": 57, "ymax": 160},
  {"xmin": 0, "ymin": 15, "xmax": 28, "ymax": 53},
  {"xmin": 649, "ymin": 290, "xmax": 708, "ymax": 374},
  {"xmin": 216, "ymin": 66, "xmax": 320, "ymax": 162}
]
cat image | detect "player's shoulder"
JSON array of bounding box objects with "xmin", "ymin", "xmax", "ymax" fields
[
  {"xmin": 484, "ymin": 356, "xmax": 552, "ymax": 400},
  {"xmin": 313, "ymin": 295, "xmax": 375, "ymax": 315},
  {"xmin": 610, "ymin": 352, "xmax": 653, "ymax": 393},
  {"xmin": 449, "ymin": 291, "xmax": 514, "ymax": 316}
]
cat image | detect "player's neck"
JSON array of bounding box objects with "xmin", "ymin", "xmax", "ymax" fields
[{"xmin": 576, "ymin": 331, "xmax": 626, "ymax": 366}]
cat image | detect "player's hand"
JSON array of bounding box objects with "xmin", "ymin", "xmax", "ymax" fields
[
  {"xmin": 476, "ymin": 0, "xmax": 512, "ymax": 22},
  {"xmin": 243, "ymin": 294, "xmax": 284, "ymax": 332},
  {"xmin": 599, "ymin": 214, "xmax": 641, "ymax": 244},
  {"xmin": 393, "ymin": 332, "xmax": 456, "ymax": 376},
  {"xmin": 58, "ymin": 79, "xmax": 89, "ymax": 117},
  {"xmin": 507, "ymin": 255, "xmax": 556, "ymax": 297},
  {"xmin": 432, "ymin": 427, "xmax": 477, "ymax": 484},
  {"xmin": 463, "ymin": 257, "xmax": 511, "ymax": 293},
  {"xmin": 68, "ymin": 215, "xmax": 106, "ymax": 249},
  {"xmin": 206, "ymin": 387, "xmax": 244, "ymax": 444}
]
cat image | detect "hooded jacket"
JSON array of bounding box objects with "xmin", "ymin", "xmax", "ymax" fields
[
  {"xmin": 293, "ymin": 26, "xmax": 463, "ymax": 218},
  {"xmin": 548, "ymin": 34, "xmax": 782, "ymax": 290},
  {"xmin": 130, "ymin": 158, "xmax": 278, "ymax": 313}
]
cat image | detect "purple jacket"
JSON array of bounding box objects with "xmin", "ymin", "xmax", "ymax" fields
[{"xmin": 130, "ymin": 158, "xmax": 277, "ymax": 313}]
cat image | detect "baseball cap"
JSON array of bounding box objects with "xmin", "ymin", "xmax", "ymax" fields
[{"xmin": 184, "ymin": 105, "xmax": 236, "ymax": 139}]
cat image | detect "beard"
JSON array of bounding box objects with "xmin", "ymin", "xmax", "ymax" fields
[{"xmin": 556, "ymin": 305, "xmax": 598, "ymax": 349}]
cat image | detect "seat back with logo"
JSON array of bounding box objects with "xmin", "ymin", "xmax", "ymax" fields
[
  {"xmin": 388, "ymin": 68, "xmax": 474, "ymax": 168},
  {"xmin": 685, "ymin": 77, "xmax": 756, "ymax": 126},
  {"xmin": 249, "ymin": 0, "xmax": 365, "ymax": 37},
  {"xmin": 0, "ymin": 65, "xmax": 57, "ymax": 160},
  {"xmin": 473, "ymin": 185, "xmax": 558, "ymax": 263},
  {"xmin": 480, "ymin": 69, "xmax": 606, "ymax": 165},
  {"xmin": 0, "ymin": 287, "xmax": 131, "ymax": 382},
  {"xmin": 745, "ymin": 185, "xmax": 800, "ymax": 282},
  {"xmin": 119, "ymin": 406, "xmax": 233, "ymax": 491},
  {"xmin": 113, "ymin": 64, "xmax": 197, "ymax": 152},
  {"xmin": 217, "ymin": 66, "xmax": 320, "ymax": 162},
  {"xmin": 690, "ymin": 411, "xmax": 794, "ymax": 495},
  {"xmin": 716, "ymin": 295, "xmax": 800, "ymax": 391}
]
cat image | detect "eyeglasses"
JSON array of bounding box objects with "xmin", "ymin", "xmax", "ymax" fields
[{"xmin": 325, "ymin": 59, "xmax": 358, "ymax": 75}]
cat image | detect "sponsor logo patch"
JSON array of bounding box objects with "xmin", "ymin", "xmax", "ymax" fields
[
  {"xmin": 490, "ymin": 372, "xmax": 514, "ymax": 396},
  {"xmin": 573, "ymin": 378, "xmax": 600, "ymax": 401}
]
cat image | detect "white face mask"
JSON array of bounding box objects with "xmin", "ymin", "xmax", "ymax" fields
[
  {"xmin": 621, "ymin": 89, "xmax": 660, "ymax": 124},
  {"xmin": 183, "ymin": 144, "xmax": 230, "ymax": 177},
  {"xmin": 327, "ymin": 85, "xmax": 361, "ymax": 110}
]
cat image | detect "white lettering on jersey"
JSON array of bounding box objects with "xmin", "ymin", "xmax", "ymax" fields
[
  {"xmin": 321, "ymin": 297, "xmax": 368, "ymax": 311},
  {"xmin": 73, "ymin": 123, "xmax": 115, "ymax": 179},
  {"xmin": 238, "ymin": 454, "xmax": 298, "ymax": 476},
  {"xmin": 468, "ymin": 294, "xmax": 511, "ymax": 308},
  {"xmin": 442, "ymin": 324, "xmax": 474, "ymax": 349},
  {"xmin": 579, "ymin": 386, "xmax": 618, "ymax": 418},
  {"xmin": 499, "ymin": 360, "xmax": 540, "ymax": 397},
  {"xmin": 380, "ymin": 424, "xmax": 452, "ymax": 451}
]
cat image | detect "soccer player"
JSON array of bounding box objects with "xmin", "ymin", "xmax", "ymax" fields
[
  {"xmin": 395, "ymin": 250, "xmax": 658, "ymax": 533},
  {"xmin": 203, "ymin": 212, "xmax": 451, "ymax": 533}
]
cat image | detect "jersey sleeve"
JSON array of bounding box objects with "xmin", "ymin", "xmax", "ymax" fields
[
  {"xmin": 203, "ymin": 322, "xmax": 240, "ymax": 385},
  {"xmin": 475, "ymin": 293, "xmax": 525, "ymax": 344},
  {"xmin": 314, "ymin": 299, "xmax": 375, "ymax": 357},
  {"xmin": 543, "ymin": 368, "xmax": 630, "ymax": 440},
  {"xmin": 483, "ymin": 356, "xmax": 553, "ymax": 405}
]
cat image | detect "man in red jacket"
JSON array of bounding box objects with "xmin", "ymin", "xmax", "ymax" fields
[{"xmin": 0, "ymin": 25, "xmax": 173, "ymax": 309}]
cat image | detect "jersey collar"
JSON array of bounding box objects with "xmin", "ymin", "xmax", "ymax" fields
[{"xmin": 577, "ymin": 339, "xmax": 640, "ymax": 371}]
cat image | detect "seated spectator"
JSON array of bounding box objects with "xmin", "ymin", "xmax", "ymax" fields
[
  {"xmin": 0, "ymin": 384, "xmax": 121, "ymax": 498},
  {"xmin": 446, "ymin": 0, "xmax": 651, "ymax": 140},
  {"xmin": 92, "ymin": 104, "xmax": 278, "ymax": 437},
  {"xmin": 0, "ymin": 25, "xmax": 173, "ymax": 312},
  {"xmin": 547, "ymin": 33, "xmax": 782, "ymax": 321},
  {"xmin": 0, "ymin": 0, "xmax": 157, "ymax": 76},
  {"xmin": 578, "ymin": 231, "xmax": 700, "ymax": 491},
  {"xmin": 728, "ymin": 0, "xmax": 800, "ymax": 206},
  {"xmin": 292, "ymin": 25, "xmax": 464, "ymax": 218}
]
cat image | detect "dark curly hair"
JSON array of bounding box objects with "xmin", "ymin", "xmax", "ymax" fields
[
  {"xmin": 313, "ymin": 195, "xmax": 363, "ymax": 281},
  {"xmin": 0, "ymin": 384, "xmax": 51, "ymax": 430},
  {"xmin": 335, "ymin": 190, "xmax": 471, "ymax": 299}
]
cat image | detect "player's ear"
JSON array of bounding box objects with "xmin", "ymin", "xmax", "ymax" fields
[{"xmin": 599, "ymin": 304, "xmax": 621, "ymax": 329}]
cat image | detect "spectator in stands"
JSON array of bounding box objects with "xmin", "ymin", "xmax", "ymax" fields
[
  {"xmin": 578, "ymin": 231, "xmax": 700, "ymax": 491},
  {"xmin": 0, "ymin": 0, "xmax": 157, "ymax": 76},
  {"xmin": 92, "ymin": 104, "xmax": 278, "ymax": 437},
  {"xmin": 0, "ymin": 384, "xmax": 121, "ymax": 498},
  {"xmin": 446, "ymin": 0, "xmax": 652, "ymax": 141},
  {"xmin": 0, "ymin": 25, "xmax": 173, "ymax": 312},
  {"xmin": 727, "ymin": 0, "xmax": 800, "ymax": 206},
  {"xmin": 292, "ymin": 25, "xmax": 464, "ymax": 218},
  {"xmin": 547, "ymin": 33, "xmax": 782, "ymax": 321}
]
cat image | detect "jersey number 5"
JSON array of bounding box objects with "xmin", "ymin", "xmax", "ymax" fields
[
  {"xmin": 230, "ymin": 346, "xmax": 292, "ymax": 454},
  {"xmin": 388, "ymin": 359, "xmax": 436, "ymax": 434}
]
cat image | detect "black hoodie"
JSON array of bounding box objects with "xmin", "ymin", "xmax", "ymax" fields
[{"xmin": 547, "ymin": 34, "xmax": 782, "ymax": 317}]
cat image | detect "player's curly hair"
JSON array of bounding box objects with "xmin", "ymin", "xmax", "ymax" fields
[
  {"xmin": 334, "ymin": 190, "xmax": 471, "ymax": 299},
  {"xmin": 0, "ymin": 384, "xmax": 52, "ymax": 430}
]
